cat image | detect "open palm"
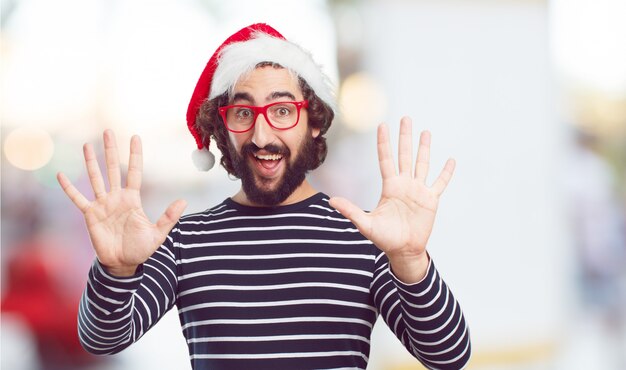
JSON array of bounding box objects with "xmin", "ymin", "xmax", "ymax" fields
[
  {"xmin": 330, "ymin": 117, "xmax": 455, "ymax": 280},
  {"xmin": 57, "ymin": 130, "xmax": 186, "ymax": 276}
]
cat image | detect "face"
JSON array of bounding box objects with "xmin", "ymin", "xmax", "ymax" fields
[{"xmin": 226, "ymin": 66, "xmax": 320, "ymax": 206}]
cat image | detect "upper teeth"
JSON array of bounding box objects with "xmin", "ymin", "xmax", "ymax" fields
[{"xmin": 255, "ymin": 153, "xmax": 282, "ymax": 161}]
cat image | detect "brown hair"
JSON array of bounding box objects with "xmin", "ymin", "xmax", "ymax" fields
[{"xmin": 194, "ymin": 64, "xmax": 335, "ymax": 176}]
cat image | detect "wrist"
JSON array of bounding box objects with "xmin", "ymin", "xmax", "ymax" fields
[
  {"xmin": 101, "ymin": 262, "xmax": 140, "ymax": 277},
  {"xmin": 387, "ymin": 252, "xmax": 430, "ymax": 284}
]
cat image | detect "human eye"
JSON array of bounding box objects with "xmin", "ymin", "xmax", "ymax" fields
[
  {"xmin": 234, "ymin": 107, "xmax": 254, "ymax": 121},
  {"xmin": 270, "ymin": 104, "xmax": 293, "ymax": 118}
]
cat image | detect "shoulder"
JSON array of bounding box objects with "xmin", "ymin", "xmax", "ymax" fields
[
  {"xmin": 177, "ymin": 200, "xmax": 237, "ymax": 230},
  {"xmin": 311, "ymin": 194, "xmax": 380, "ymax": 254},
  {"xmin": 303, "ymin": 193, "xmax": 355, "ymax": 226}
]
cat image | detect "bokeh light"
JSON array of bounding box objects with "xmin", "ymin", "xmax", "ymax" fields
[
  {"xmin": 3, "ymin": 127, "xmax": 55, "ymax": 171},
  {"xmin": 339, "ymin": 72, "xmax": 387, "ymax": 132}
]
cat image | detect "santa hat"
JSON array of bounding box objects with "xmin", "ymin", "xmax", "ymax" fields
[{"xmin": 186, "ymin": 23, "xmax": 335, "ymax": 171}]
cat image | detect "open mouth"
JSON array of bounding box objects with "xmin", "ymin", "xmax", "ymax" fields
[{"xmin": 253, "ymin": 152, "xmax": 283, "ymax": 171}]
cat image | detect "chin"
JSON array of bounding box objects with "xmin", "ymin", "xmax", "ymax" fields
[{"xmin": 243, "ymin": 173, "xmax": 304, "ymax": 206}]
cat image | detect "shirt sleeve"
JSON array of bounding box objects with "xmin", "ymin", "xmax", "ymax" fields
[
  {"xmin": 371, "ymin": 251, "xmax": 471, "ymax": 370},
  {"xmin": 77, "ymin": 226, "xmax": 180, "ymax": 355}
]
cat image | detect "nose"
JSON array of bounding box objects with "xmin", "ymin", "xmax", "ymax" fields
[{"xmin": 250, "ymin": 113, "xmax": 275, "ymax": 148}]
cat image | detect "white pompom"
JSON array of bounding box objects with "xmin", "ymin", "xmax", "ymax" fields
[{"xmin": 191, "ymin": 148, "xmax": 215, "ymax": 171}]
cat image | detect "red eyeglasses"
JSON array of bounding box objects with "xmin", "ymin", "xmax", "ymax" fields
[{"xmin": 218, "ymin": 100, "xmax": 308, "ymax": 133}]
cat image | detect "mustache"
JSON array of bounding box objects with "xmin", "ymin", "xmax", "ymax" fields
[{"xmin": 241, "ymin": 143, "xmax": 290, "ymax": 157}]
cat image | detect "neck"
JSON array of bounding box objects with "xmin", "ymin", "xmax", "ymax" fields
[{"xmin": 232, "ymin": 180, "xmax": 318, "ymax": 207}]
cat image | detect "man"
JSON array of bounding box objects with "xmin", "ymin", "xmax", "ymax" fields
[{"xmin": 57, "ymin": 23, "xmax": 471, "ymax": 369}]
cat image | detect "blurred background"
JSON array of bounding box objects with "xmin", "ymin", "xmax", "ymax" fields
[{"xmin": 1, "ymin": 0, "xmax": 625, "ymax": 369}]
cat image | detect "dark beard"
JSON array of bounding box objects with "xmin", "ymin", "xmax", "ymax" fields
[{"xmin": 230, "ymin": 135, "xmax": 316, "ymax": 206}]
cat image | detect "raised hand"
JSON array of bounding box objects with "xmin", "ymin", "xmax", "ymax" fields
[
  {"xmin": 329, "ymin": 117, "xmax": 455, "ymax": 283},
  {"xmin": 57, "ymin": 130, "xmax": 187, "ymax": 276}
]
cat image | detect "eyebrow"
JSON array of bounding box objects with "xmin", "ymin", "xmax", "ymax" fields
[
  {"xmin": 231, "ymin": 91, "xmax": 297, "ymax": 105},
  {"xmin": 268, "ymin": 91, "xmax": 297, "ymax": 101},
  {"xmin": 231, "ymin": 92, "xmax": 254, "ymax": 104}
]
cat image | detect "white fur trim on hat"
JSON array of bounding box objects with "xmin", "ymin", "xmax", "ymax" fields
[
  {"xmin": 191, "ymin": 148, "xmax": 215, "ymax": 171},
  {"xmin": 209, "ymin": 32, "xmax": 336, "ymax": 111}
]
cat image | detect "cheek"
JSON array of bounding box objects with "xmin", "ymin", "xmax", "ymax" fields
[
  {"xmin": 300, "ymin": 113, "xmax": 319, "ymax": 138},
  {"xmin": 288, "ymin": 130, "xmax": 307, "ymax": 147},
  {"xmin": 286, "ymin": 132, "xmax": 310, "ymax": 157},
  {"xmin": 228, "ymin": 132, "xmax": 246, "ymax": 152}
]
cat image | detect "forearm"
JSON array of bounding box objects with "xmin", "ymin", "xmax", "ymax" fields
[
  {"xmin": 391, "ymin": 260, "xmax": 471, "ymax": 369},
  {"xmin": 78, "ymin": 260, "xmax": 143, "ymax": 354},
  {"xmin": 78, "ymin": 242, "xmax": 179, "ymax": 355},
  {"xmin": 372, "ymin": 254, "xmax": 471, "ymax": 370}
]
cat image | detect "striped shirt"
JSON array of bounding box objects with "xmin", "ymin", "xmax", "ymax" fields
[{"xmin": 79, "ymin": 193, "xmax": 471, "ymax": 369}]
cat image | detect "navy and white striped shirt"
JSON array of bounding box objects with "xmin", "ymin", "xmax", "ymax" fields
[{"xmin": 79, "ymin": 193, "xmax": 471, "ymax": 369}]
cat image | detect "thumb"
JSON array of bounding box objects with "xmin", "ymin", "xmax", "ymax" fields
[
  {"xmin": 156, "ymin": 199, "xmax": 187, "ymax": 237},
  {"xmin": 329, "ymin": 196, "xmax": 371, "ymax": 235}
]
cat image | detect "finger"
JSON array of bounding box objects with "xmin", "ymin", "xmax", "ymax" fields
[
  {"xmin": 377, "ymin": 124, "xmax": 396, "ymax": 180},
  {"xmin": 83, "ymin": 143, "xmax": 106, "ymax": 198},
  {"xmin": 57, "ymin": 172, "xmax": 91, "ymax": 212},
  {"xmin": 415, "ymin": 130, "xmax": 431, "ymax": 183},
  {"xmin": 126, "ymin": 135, "xmax": 143, "ymax": 190},
  {"xmin": 329, "ymin": 197, "xmax": 372, "ymax": 235},
  {"xmin": 431, "ymin": 158, "xmax": 456, "ymax": 195},
  {"xmin": 155, "ymin": 199, "xmax": 188, "ymax": 237},
  {"xmin": 398, "ymin": 117, "xmax": 413, "ymax": 177},
  {"xmin": 103, "ymin": 130, "xmax": 122, "ymax": 191}
]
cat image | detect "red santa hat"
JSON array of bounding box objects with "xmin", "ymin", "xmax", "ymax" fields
[{"xmin": 186, "ymin": 23, "xmax": 335, "ymax": 171}]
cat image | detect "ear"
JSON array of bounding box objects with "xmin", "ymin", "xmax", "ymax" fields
[{"xmin": 312, "ymin": 127, "xmax": 321, "ymax": 139}]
